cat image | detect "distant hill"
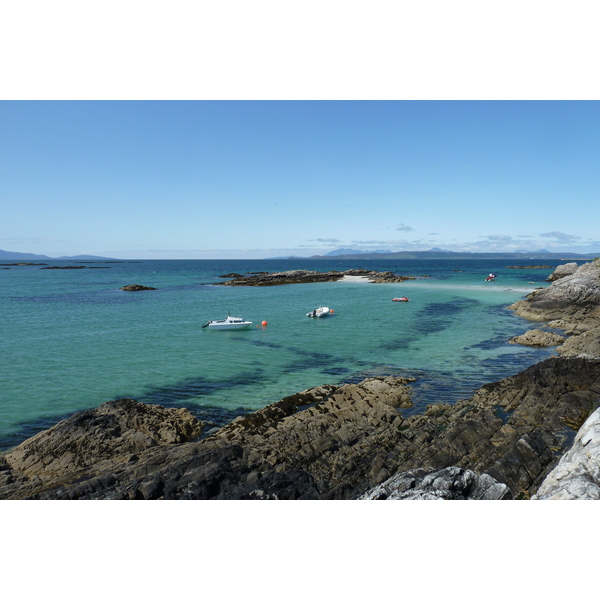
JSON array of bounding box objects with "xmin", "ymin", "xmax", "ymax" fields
[
  {"xmin": 324, "ymin": 248, "xmax": 392, "ymax": 256},
  {"xmin": 0, "ymin": 249, "xmax": 118, "ymax": 261},
  {"xmin": 308, "ymin": 249, "xmax": 599, "ymax": 260}
]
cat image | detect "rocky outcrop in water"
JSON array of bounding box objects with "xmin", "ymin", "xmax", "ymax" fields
[
  {"xmin": 509, "ymin": 329, "xmax": 566, "ymax": 347},
  {"xmin": 120, "ymin": 284, "xmax": 157, "ymax": 291},
  {"xmin": 510, "ymin": 258, "xmax": 600, "ymax": 323},
  {"xmin": 507, "ymin": 265, "xmax": 553, "ymax": 270},
  {"xmin": 41, "ymin": 266, "xmax": 110, "ymax": 270},
  {"xmin": 2, "ymin": 358, "xmax": 599, "ymax": 500},
  {"xmin": 0, "ymin": 263, "xmax": 47, "ymax": 266},
  {"xmin": 216, "ymin": 269, "xmax": 415, "ymax": 286},
  {"xmin": 509, "ymin": 258, "xmax": 600, "ymax": 357}
]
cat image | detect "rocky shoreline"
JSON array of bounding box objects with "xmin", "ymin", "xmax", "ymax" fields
[{"xmin": 2, "ymin": 259, "xmax": 599, "ymax": 500}]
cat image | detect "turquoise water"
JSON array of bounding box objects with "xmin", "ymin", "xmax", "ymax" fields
[{"xmin": 0, "ymin": 258, "xmax": 562, "ymax": 450}]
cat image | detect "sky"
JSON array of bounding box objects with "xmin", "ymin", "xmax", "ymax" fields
[
  {"xmin": 1, "ymin": 3, "xmax": 599, "ymax": 260},
  {"xmin": 2, "ymin": 100, "xmax": 599, "ymax": 259}
]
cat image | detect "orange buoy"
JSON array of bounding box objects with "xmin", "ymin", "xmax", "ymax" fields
[
  {"xmin": 261, "ymin": 320, "xmax": 268, "ymax": 327},
  {"xmin": 330, "ymin": 309, "xmax": 334, "ymax": 313}
]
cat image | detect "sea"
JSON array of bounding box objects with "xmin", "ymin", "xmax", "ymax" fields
[{"xmin": 0, "ymin": 257, "xmax": 572, "ymax": 452}]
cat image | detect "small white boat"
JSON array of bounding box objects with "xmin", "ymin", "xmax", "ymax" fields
[
  {"xmin": 307, "ymin": 306, "xmax": 330, "ymax": 318},
  {"xmin": 202, "ymin": 314, "xmax": 252, "ymax": 330}
]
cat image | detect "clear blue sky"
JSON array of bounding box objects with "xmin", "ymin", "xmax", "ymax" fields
[{"xmin": 2, "ymin": 100, "xmax": 599, "ymax": 258}]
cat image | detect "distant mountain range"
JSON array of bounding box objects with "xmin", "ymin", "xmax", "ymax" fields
[
  {"xmin": 309, "ymin": 248, "xmax": 600, "ymax": 260},
  {"xmin": 0, "ymin": 249, "xmax": 118, "ymax": 261},
  {"xmin": 323, "ymin": 248, "xmax": 393, "ymax": 256}
]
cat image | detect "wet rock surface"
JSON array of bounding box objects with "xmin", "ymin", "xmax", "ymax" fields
[{"xmin": 216, "ymin": 269, "xmax": 415, "ymax": 286}]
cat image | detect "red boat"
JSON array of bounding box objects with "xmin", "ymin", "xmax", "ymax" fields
[{"xmin": 392, "ymin": 296, "xmax": 410, "ymax": 302}]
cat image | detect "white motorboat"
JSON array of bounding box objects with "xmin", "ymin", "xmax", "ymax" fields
[
  {"xmin": 202, "ymin": 315, "xmax": 252, "ymax": 330},
  {"xmin": 307, "ymin": 306, "xmax": 331, "ymax": 318}
]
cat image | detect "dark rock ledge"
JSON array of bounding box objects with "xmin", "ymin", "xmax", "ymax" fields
[
  {"xmin": 215, "ymin": 269, "xmax": 415, "ymax": 286},
  {"xmin": 1, "ymin": 359, "xmax": 600, "ymax": 500}
]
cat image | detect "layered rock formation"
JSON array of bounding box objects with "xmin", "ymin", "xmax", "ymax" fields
[
  {"xmin": 0, "ymin": 400, "xmax": 202, "ymax": 498},
  {"xmin": 2, "ymin": 358, "xmax": 599, "ymax": 500}
]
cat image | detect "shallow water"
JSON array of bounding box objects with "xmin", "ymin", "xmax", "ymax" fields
[{"xmin": 0, "ymin": 258, "xmax": 562, "ymax": 449}]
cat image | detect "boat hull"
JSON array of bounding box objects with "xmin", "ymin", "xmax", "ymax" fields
[
  {"xmin": 203, "ymin": 315, "xmax": 253, "ymax": 330},
  {"xmin": 207, "ymin": 322, "xmax": 252, "ymax": 330}
]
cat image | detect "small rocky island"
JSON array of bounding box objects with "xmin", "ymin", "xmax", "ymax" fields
[
  {"xmin": 41, "ymin": 265, "xmax": 110, "ymax": 269},
  {"xmin": 216, "ymin": 268, "xmax": 416, "ymax": 286},
  {"xmin": 1, "ymin": 259, "xmax": 599, "ymax": 500},
  {"xmin": 506, "ymin": 265, "xmax": 553, "ymax": 269},
  {"xmin": 120, "ymin": 284, "xmax": 157, "ymax": 291}
]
